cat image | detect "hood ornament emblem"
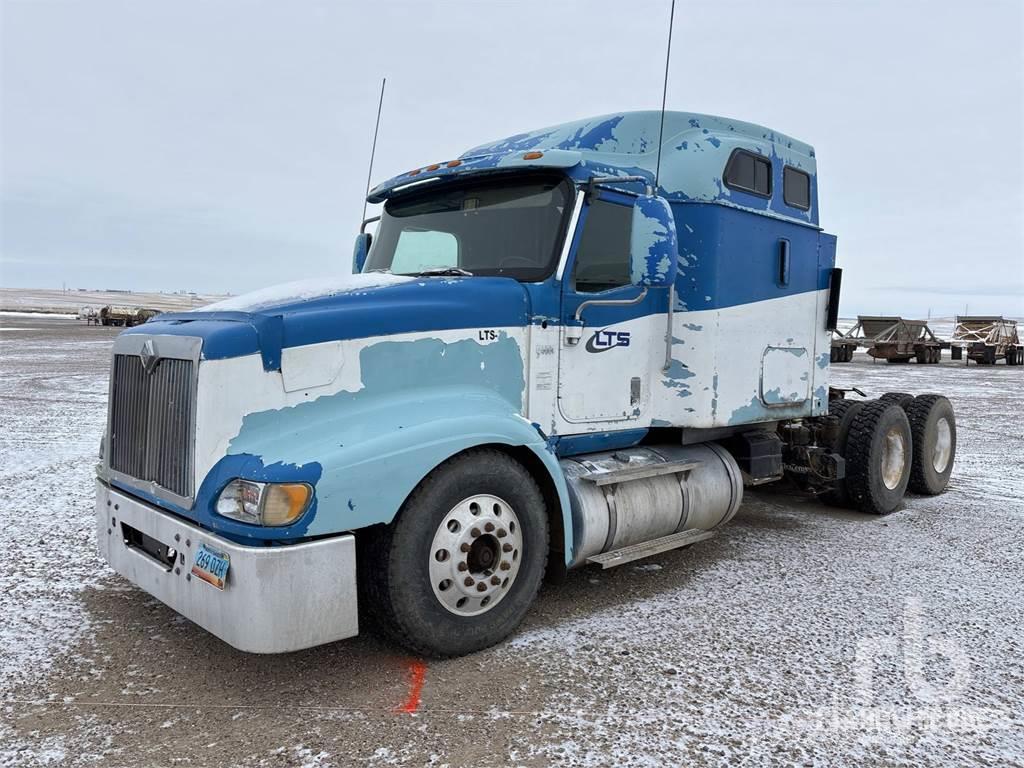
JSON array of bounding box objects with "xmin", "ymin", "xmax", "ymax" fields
[{"xmin": 140, "ymin": 339, "xmax": 160, "ymax": 374}]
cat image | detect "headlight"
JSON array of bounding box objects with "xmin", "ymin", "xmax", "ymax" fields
[{"xmin": 215, "ymin": 480, "xmax": 313, "ymax": 526}]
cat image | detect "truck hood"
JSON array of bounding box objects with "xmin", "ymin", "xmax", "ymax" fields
[{"xmin": 123, "ymin": 273, "xmax": 532, "ymax": 370}]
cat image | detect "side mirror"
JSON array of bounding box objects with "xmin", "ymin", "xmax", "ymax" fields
[
  {"xmin": 352, "ymin": 233, "xmax": 372, "ymax": 274},
  {"xmin": 629, "ymin": 195, "xmax": 678, "ymax": 288}
]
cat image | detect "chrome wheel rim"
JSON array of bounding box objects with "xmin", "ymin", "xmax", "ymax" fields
[
  {"xmin": 881, "ymin": 428, "xmax": 907, "ymax": 490},
  {"xmin": 429, "ymin": 494, "xmax": 523, "ymax": 617},
  {"xmin": 933, "ymin": 417, "xmax": 952, "ymax": 473}
]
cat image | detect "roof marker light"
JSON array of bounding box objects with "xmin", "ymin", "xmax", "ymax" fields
[
  {"xmin": 426, "ymin": 163, "xmax": 440, "ymax": 171},
  {"xmin": 446, "ymin": 160, "xmax": 462, "ymax": 168},
  {"xmin": 522, "ymin": 151, "xmax": 544, "ymax": 160},
  {"xmin": 408, "ymin": 169, "xmax": 421, "ymax": 176}
]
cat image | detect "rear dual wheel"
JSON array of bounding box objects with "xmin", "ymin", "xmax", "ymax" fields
[
  {"xmin": 828, "ymin": 395, "xmax": 956, "ymax": 513},
  {"xmin": 879, "ymin": 391, "xmax": 914, "ymax": 408},
  {"xmin": 820, "ymin": 399, "xmax": 865, "ymax": 508},
  {"xmin": 905, "ymin": 395, "xmax": 956, "ymax": 495},
  {"xmin": 359, "ymin": 449, "xmax": 548, "ymax": 658},
  {"xmin": 845, "ymin": 402, "xmax": 913, "ymax": 514}
]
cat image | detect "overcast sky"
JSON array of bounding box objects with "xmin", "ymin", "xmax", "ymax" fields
[{"xmin": 1, "ymin": 0, "xmax": 1021, "ymax": 317}]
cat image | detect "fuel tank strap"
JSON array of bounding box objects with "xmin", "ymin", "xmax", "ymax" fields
[{"xmin": 579, "ymin": 459, "xmax": 701, "ymax": 487}]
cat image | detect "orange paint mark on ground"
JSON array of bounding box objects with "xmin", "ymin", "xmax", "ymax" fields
[{"xmin": 395, "ymin": 659, "xmax": 427, "ymax": 714}]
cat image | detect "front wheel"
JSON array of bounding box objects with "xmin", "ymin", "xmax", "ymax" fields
[{"xmin": 359, "ymin": 449, "xmax": 548, "ymax": 658}]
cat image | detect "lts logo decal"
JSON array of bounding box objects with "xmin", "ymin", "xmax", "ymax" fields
[{"xmin": 585, "ymin": 328, "xmax": 631, "ymax": 353}]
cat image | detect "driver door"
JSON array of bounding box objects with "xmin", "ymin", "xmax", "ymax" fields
[{"xmin": 557, "ymin": 192, "xmax": 657, "ymax": 424}]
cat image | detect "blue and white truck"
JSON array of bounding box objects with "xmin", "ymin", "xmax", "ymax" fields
[{"xmin": 96, "ymin": 111, "xmax": 957, "ymax": 657}]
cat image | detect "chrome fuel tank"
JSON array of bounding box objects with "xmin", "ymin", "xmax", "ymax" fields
[{"xmin": 560, "ymin": 443, "xmax": 743, "ymax": 568}]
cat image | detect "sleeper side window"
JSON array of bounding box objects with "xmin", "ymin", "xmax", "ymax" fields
[
  {"xmin": 724, "ymin": 149, "xmax": 771, "ymax": 197},
  {"xmin": 572, "ymin": 199, "xmax": 633, "ymax": 293},
  {"xmin": 783, "ymin": 166, "xmax": 811, "ymax": 210}
]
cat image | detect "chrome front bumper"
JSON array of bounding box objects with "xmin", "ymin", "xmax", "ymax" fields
[{"xmin": 95, "ymin": 481, "xmax": 358, "ymax": 653}]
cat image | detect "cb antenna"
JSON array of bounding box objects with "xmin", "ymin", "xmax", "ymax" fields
[
  {"xmin": 653, "ymin": 0, "xmax": 676, "ymax": 191},
  {"xmin": 361, "ymin": 77, "xmax": 387, "ymax": 223}
]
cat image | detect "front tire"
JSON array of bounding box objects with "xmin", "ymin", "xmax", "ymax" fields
[{"xmin": 359, "ymin": 449, "xmax": 548, "ymax": 658}]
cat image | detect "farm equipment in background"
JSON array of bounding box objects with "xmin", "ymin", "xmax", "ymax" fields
[
  {"xmin": 98, "ymin": 305, "xmax": 160, "ymax": 327},
  {"xmin": 830, "ymin": 328, "xmax": 857, "ymax": 363},
  {"xmin": 950, "ymin": 316, "xmax": 1022, "ymax": 365},
  {"xmin": 842, "ymin": 315, "xmax": 945, "ymax": 364}
]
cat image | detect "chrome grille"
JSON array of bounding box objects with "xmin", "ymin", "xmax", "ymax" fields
[{"xmin": 109, "ymin": 353, "xmax": 195, "ymax": 498}]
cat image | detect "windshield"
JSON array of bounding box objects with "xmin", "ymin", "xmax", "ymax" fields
[{"xmin": 363, "ymin": 176, "xmax": 573, "ymax": 281}]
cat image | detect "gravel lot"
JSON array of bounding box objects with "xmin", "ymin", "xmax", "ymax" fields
[{"xmin": 1, "ymin": 313, "xmax": 1022, "ymax": 767}]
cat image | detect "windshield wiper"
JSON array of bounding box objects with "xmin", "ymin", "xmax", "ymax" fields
[{"xmin": 410, "ymin": 267, "xmax": 474, "ymax": 277}]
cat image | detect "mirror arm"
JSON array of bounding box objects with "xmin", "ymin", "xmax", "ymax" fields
[{"xmin": 360, "ymin": 215, "xmax": 381, "ymax": 234}]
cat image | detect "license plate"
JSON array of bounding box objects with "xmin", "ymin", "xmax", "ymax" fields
[{"xmin": 191, "ymin": 543, "xmax": 230, "ymax": 590}]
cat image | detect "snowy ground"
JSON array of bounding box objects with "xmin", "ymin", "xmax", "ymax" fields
[
  {"xmin": 1, "ymin": 314, "xmax": 1022, "ymax": 767},
  {"xmin": 0, "ymin": 288, "xmax": 228, "ymax": 316}
]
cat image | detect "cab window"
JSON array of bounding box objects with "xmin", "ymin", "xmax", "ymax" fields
[
  {"xmin": 390, "ymin": 230, "xmax": 458, "ymax": 274},
  {"xmin": 724, "ymin": 149, "xmax": 771, "ymax": 197},
  {"xmin": 572, "ymin": 199, "xmax": 632, "ymax": 293},
  {"xmin": 783, "ymin": 166, "xmax": 811, "ymax": 210}
]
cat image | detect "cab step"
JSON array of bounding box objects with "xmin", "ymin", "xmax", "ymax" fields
[{"xmin": 586, "ymin": 529, "xmax": 716, "ymax": 569}]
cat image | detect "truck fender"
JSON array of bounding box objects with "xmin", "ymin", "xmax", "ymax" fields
[{"xmin": 222, "ymin": 387, "xmax": 574, "ymax": 562}]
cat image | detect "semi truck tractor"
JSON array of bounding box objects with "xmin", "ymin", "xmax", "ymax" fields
[{"xmin": 95, "ymin": 111, "xmax": 957, "ymax": 657}]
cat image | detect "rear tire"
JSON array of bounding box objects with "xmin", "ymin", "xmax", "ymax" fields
[
  {"xmin": 845, "ymin": 402, "xmax": 912, "ymax": 514},
  {"xmin": 359, "ymin": 449, "xmax": 548, "ymax": 658},
  {"xmin": 820, "ymin": 399, "xmax": 865, "ymax": 508},
  {"xmin": 879, "ymin": 392, "xmax": 914, "ymax": 408},
  {"xmin": 905, "ymin": 395, "xmax": 956, "ymax": 495}
]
